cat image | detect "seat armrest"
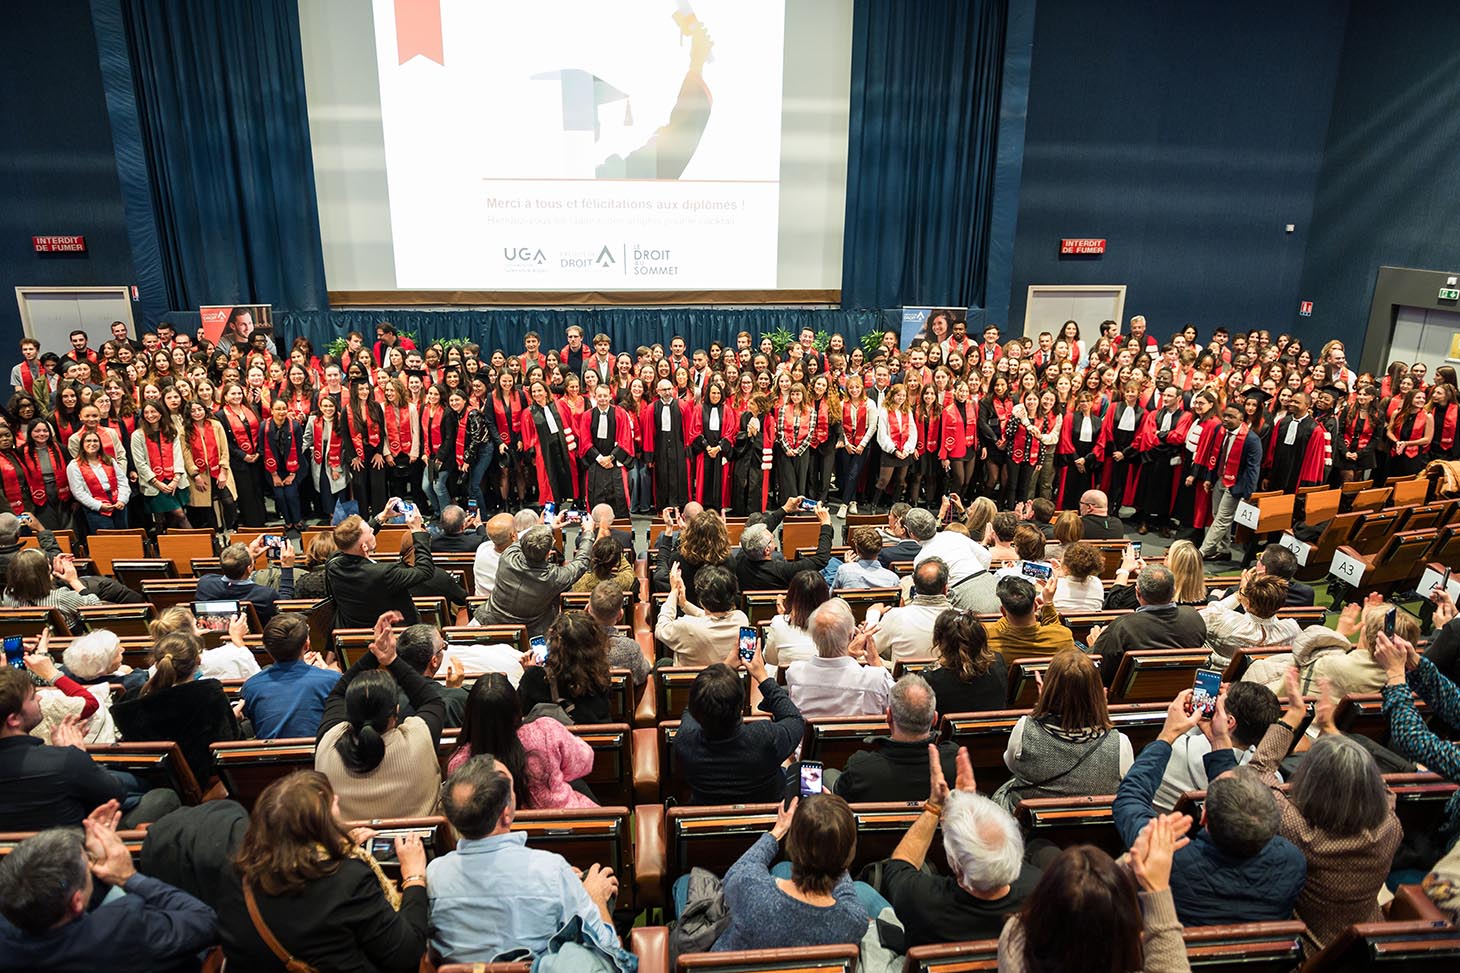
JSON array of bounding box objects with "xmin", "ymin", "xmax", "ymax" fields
[
  {"xmin": 1335, "ymin": 544, "xmax": 1374, "ymax": 568},
  {"xmin": 632, "ymin": 728, "xmax": 661, "ymax": 804},
  {"xmin": 631, "ymin": 926, "xmax": 670, "ymax": 973},
  {"xmin": 633, "ymin": 677, "xmax": 659, "ymax": 728},
  {"xmin": 1387, "ymin": 884, "xmax": 1448, "ymax": 924},
  {"xmin": 634, "ymin": 803, "xmax": 667, "ymax": 909}
]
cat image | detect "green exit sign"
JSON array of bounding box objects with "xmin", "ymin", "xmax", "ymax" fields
[{"xmin": 1440, "ymin": 287, "xmax": 1460, "ymax": 301}]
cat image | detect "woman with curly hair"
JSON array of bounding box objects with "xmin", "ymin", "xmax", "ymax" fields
[
  {"xmin": 666, "ymin": 508, "xmax": 732, "ymax": 604},
  {"xmin": 924, "ymin": 608, "xmax": 1008, "ymax": 718},
  {"xmin": 518, "ymin": 610, "xmax": 612, "ymax": 724}
]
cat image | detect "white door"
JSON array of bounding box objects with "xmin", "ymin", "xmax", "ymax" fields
[
  {"xmin": 1390, "ymin": 305, "xmax": 1460, "ymax": 366},
  {"xmin": 1023, "ymin": 285, "xmax": 1126, "ymax": 346},
  {"xmin": 14, "ymin": 286, "xmax": 134, "ymax": 352}
]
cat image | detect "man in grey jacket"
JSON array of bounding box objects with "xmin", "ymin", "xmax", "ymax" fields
[{"xmin": 473, "ymin": 518, "xmax": 606, "ymax": 637}]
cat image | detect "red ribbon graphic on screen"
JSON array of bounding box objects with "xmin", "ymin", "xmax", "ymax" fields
[{"xmin": 395, "ymin": 0, "xmax": 444, "ymax": 65}]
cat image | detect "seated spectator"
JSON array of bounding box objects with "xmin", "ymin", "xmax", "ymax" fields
[
  {"xmin": 587, "ymin": 580, "xmax": 651, "ymax": 686},
  {"xmin": 999, "ymin": 818, "xmax": 1185, "ymax": 972},
  {"xmin": 473, "ymin": 522, "xmax": 595, "ymax": 637},
  {"xmin": 710, "ymin": 795, "xmax": 876, "ymax": 950},
  {"xmin": 1114, "ymin": 689, "xmax": 1306, "ymax": 925},
  {"xmin": 1207, "ymin": 667, "xmax": 1401, "ymax": 953},
  {"xmin": 586, "ymin": 503, "xmax": 637, "ymax": 558},
  {"xmin": 292, "ymin": 532, "xmax": 336, "ymax": 599},
  {"xmin": 986, "ymin": 511, "xmax": 1019, "ymax": 562},
  {"xmin": 764, "ymin": 569, "xmax": 829, "ymax": 668},
  {"xmin": 785, "ymin": 598, "xmax": 892, "ymax": 717},
  {"xmin": 995, "ymin": 649, "xmax": 1132, "ymax": 812},
  {"xmin": 916, "ymin": 504, "xmax": 993, "ymax": 584},
  {"xmin": 656, "ymin": 563, "xmax": 748, "ymax": 668},
  {"xmin": 519, "ymin": 610, "xmax": 614, "ymax": 724},
  {"xmin": 985, "ymin": 576, "xmax": 1075, "ymax": 667},
  {"xmin": 1091, "ymin": 565, "xmax": 1207, "ymax": 685},
  {"xmin": 111, "ymin": 630, "xmax": 240, "ymax": 786},
  {"xmin": 1052, "ymin": 541, "xmax": 1104, "ymax": 611},
  {"xmin": 1153, "ymin": 681, "xmax": 1281, "ymax": 811},
  {"xmin": 2, "ymin": 549, "xmax": 99, "ymax": 632},
  {"xmin": 397, "ymin": 528, "xmax": 469, "ymax": 609},
  {"xmin": 0, "ymin": 512, "xmax": 143, "ymax": 607},
  {"xmin": 473, "ymin": 512, "xmax": 515, "ymax": 598},
  {"xmin": 216, "ymin": 771, "xmax": 429, "ymax": 972},
  {"xmin": 923, "ymin": 607, "xmax": 1008, "ymax": 717},
  {"xmin": 571, "ymin": 534, "xmax": 636, "ymax": 593},
  {"xmin": 961, "ymin": 496, "xmax": 998, "ymax": 547},
  {"xmin": 735, "ymin": 503, "xmax": 833, "ymax": 591},
  {"xmin": 1025, "ymin": 497, "xmax": 1058, "ymax": 539},
  {"xmin": 395, "ymin": 623, "xmax": 467, "ymax": 727},
  {"xmin": 431, "ymin": 504, "xmax": 486, "ymax": 553},
  {"xmin": 649, "ymin": 501, "xmax": 705, "ymax": 592},
  {"xmin": 0, "ymin": 668, "xmax": 177, "ymax": 830},
  {"xmin": 884, "ymin": 745, "xmax": 1040, "ymax": 947},
  {"xmin": 1044, "ymin": 509, "xmax": 1081, "ymax": 560},
  {"xmin": 675, "ymin": 644, "xmax": 804, "ymax": 805},
  {"xmin": 1201, "ymin": 573, "xmax": 1301, "ymax": 670},
  {"xmin": 834, "ymin": 526, "xmax": 900, "ymax": 589},
  {"xmin": 1254, "ymin": 544, "xmax": 1316, "ymax": 607},
  {"xmin": 1377, "ymin": 631, "xmax": 1460, "ymax": 848},
  {"xmin": 195, "ymin": 536, "xmax": 295, "ymax": 624},
  {"xmin": 242, "ymin": 612, "xmax": 341, "ymax": 740},
  {"xmin": 662, "ymin": 508, "xmax": 732, "ymax": 603},
  {"xmin": 874, "ymin": 558, "xmax": 955, "ymax": 662},
  {"xmin": 149, "ymin": 604, "xmax": 260, "ymax": 681},
  {"xmin": 835, "ymin": 674, "xmax": 960, "ymax": 803},
  {"xmin": 1076, "ymin": 488, "xmax": 1127, "ymax": 539},
  {"xmin": 1107, "ymin": 539, "xmax": 1211, "ymax": 610},
  {"xmin": 993, "ymin": 526, "xmax": 1051, "ymax": 581},
  {"xmin": 876, "ymin": 501, "xmax": 912, "ymax": 546},
  {"xmin": 876, "ymin": 503, "xmax": 923, "ymax": 568},
  {"xmin": 0, "ymin": 803, "xmax": 216, "ymax": 971},
  {"xmin": 50, "ymin": 631, "xmax": 120, "ymax": 743},
  {"xmin": 426, "ymin": 756, "xmax": 620, "ymax": 962},
  {"xmin": 315, "ymin": 612, "xmax": 445, "ymax": 819},
  {"xmin": 447, "ymin": 673, "xmax": 596, "ymax": 808},
  {"xmin": 327, "ymin": 506, "xmax": 436, "ymax": 629}
]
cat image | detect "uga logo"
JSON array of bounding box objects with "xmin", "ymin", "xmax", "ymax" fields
[{"xmin": 504, "ymin": 247, "xmax": 546, "ymax": 264}]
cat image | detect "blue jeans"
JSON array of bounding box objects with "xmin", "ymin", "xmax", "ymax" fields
[
  {"xmin": 468, "ymin": 451, "xmax": 493, "ymax": 513},
  {"xmin": 273, "ymin": 480, "xmax": 302, "ymax": 524},
  {"xmin": 670, "ymin": 862, "xmax": 892, "ymax": 920},
  {"xmin": 83, "ymin": 507, "xmax": 128, "ymax": 532},
  {"xmin": 836, "ymin": 450, "xmax": 868, "ymax": 502},
  {"xmin": 424, "ymin": 465, "xmax": 452, "ymax": 515},
  {"xmin": 629, "ymin": 461, "xmax": 652, "ymax": 512}
]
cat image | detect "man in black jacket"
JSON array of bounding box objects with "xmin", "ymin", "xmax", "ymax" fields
[
  {"xmin": 734, "ymin": 503, "xmax": 833, "ymax": 591},
  {"xmin": 1078, "ymin": 489, "xmax": 1128, "ymax": 540},
  {"xmin": 1091, "ymin": 565, "xmax": 1206, "ymax": 686},
  {"xmin": 429, "ymin": 505, "xmax": 487, "ymax": 554},
  {"xmin": 834, "ymin": 674, "xmax": 958, "ymax": 803},
  {"xmin": 325, "ymin": 500, "xmax": 436, "ymax": 629}
]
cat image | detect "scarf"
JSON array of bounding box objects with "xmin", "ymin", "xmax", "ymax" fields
[
  {"xmin": 77, "ymin": 459, "xmax": 118, "ymax": 505},
  {"xmin": 223, "ymin": 405, "xmax": 259, "ymax": 454},
  {"xmin": 0, "ymin": 452, "xmax": 27, "ymax": 514},
  {"xmin": 146, "ymin": 432, "xmax": 176, "ymax": 481},
  {"xmin": 1437, "ymin": 403, "xmax": 1458, "ymax": 451},
  {"xmin": 190, "ymin": 422, "xmax": 222, "ymax": 479},
  {"xmin": 454, "ymin": 409, "xmax": 471, "ymax": 467},
  {"xmin": 22, "ymin": 443, "xmax": 71, "ymax": 504},
  {"xmin": 311, "ymin": 415, "xmax": 343, "ymax": 469},
  {"xmin": 264, "ymin": 419, "xmax": 299, "ymax": 474}
]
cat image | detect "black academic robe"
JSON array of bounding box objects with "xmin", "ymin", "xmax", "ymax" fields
[
  {"xmin": 650, "ymin": 398, "xmax": 690, "ymax": 508},
  {"xmin": 1267, "ymin": 414, "xmax": 1323, "ymax": 493},
  {"xmin": 581, "ymin": 405, "xmax": 632, "ymax": 519}
]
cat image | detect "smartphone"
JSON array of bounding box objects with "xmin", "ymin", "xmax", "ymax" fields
[
  {"xmin": 262, "ymin": 534, "xmax": 284, "ymax": 559},
  {"xmin": 1384, "ymin": 607, "xmax": 1397, "ymax": 638},
  {"xmin": 799, "ymin": 761, "xmax": 824, "ymax": 797},
  {"xmin": 1191, "ymin": 669, "xmax": 1221, "ymax": 719},
  {"xmin": 467, "ymin": 498, "xmax": 479, "ymax": 516},
  {"xmin": 864, "ymin": 607, "xmax": 882, "ymax": 627},
  {"xmin": 561, "ymin": 509, "xmax": 583, "ymax": 524},
  {"xmin": 1130, "ymin": 541, "xmax": 1142, "ymax": 558},
  {"xmin": 738, "ymin": 626, "xmax": 757, "ymax": 663},
  {"xmin": 194, "ymin": 600, "xmax": 242, "ymax": 632},
  {"xmin": 542, "ymin": 501, "xmax": 556, "ymax": 527},
  {"xmin": 370, "ymin": 837, "xmax": 397, "ymax": 861},
  {"xmin": 798, "ymin": 498, "xmax": 818, "ymax": 512},
  {"xmin": 1020, "ymin": 561, "xmax": 1054, "ymax": 581},
  {"xmin": 3, "ymin": 636, "xmax": 24, "ymax": 670},
  {"xmin": 398, "ymin": 501, "xmax": 416, "ymax": 519},
  {"xmin": 530, "ymin": 635, "xmax": 549, "ymax": 666}
]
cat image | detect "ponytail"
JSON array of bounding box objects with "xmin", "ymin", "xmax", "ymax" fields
[
  {"xmin": 141, "ymin": 630, "xmax": 202, "ymax": 697},
  {"xmin": 335, "ymin": 669, "xmax": 398, "ymax": 773}
]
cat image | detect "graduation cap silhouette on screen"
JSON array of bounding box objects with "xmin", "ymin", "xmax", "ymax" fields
[{"xmin": 531, "ymin": 69, "xmax": 633, "ymax": 140}]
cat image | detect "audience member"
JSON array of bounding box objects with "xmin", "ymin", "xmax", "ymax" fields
[
  {"xmin": 923, "ymin": 609, "xmax": 1008, "ymax": 717},
  {"xmin": 395, "ymin": 623, "xmax": 467, "ymax": 726},
  {"xmin": 1153, "ymin": 681, "xmax": 1281, "ymax": 811},
  {"xmin": 430, "ymin": 504, "xmax": 486, "ymax": 553},
  {"xmin": 874, "ymin": 558, "xmax": 954, "ymax": 661},
  {"xmin": 656, "ymin": 563, "xmax": 749, "ymax": 668},
  {"xmin": 446, "ymin": 673, "xmax": 596, "ymax": 808},
  {"xmin": 835, "ymin": 675, "xmax": 960, "ymax": 803},
  {"xmin": 149, "ymin": 603, "xmax": 260, "ymax": 681},
  {"xmin": 764, "ymin": 569, "xmax": 829, "ymax": 668},
  {"xmin": 474, "ymin": 512, "xmax": 515, "ymax": 597},
  {"xmin": 985, "ymin": 511, "xmax": 1019, "ymax": 561},
  {"xmin": 675, "ymin": 642, "xmax": 804, "ymax": 805},
  {"xmin": 571, "ymin": 534, "xmax": 636, "ymax": 593},
  {"xmin": 519, "ymin": 610, "xmax": 614, "ymax": 724},
  {"xmin": 475, "ymin": 521, "xmax": 600, "ymax": 636},
  {"xmin": 993, "ymin": 525, "xmax": 1050, "ymax": 581},
  {"xmin": 1052, "ymin": 541, "xmax": 1104, "ymax": 611},
  {"xmin": 2, "ymin": 549, "xmax": 99, "ymax": 632},
  {"xmin": 216, "ymin": 771, "xmax": 430, "ymax": 972},
  {"xmin": 427, "ymin": 756, "xmax": 620, "ymax": 961},
  {"xmin": 1377, "ymin": 631, "xmax": 1460, "ymax": 846},
  {"xmin": 1091, "ymin": 566, "xmax": 1207, "ymax": 685},
  {"xmin": 649, "ymin": 501, "xmax": 706, "ymax": 591},
  {"xmin": 587, "ymin": 580, "xmax": 651, "ymax": 686},
  {"xmin": 0, "ymin": 802, "xmax": 217, "ymax": 971},
  {"xmin": 917, "ymin": 504, "xmax": 993, "ymax": 584},
  {"xmin": 735, "ymin": 502, "xmax": 833, "ymax": 591},
  {"xmin": 315, "ymin": 612, "xmax": 445, "ymax": 819},
  {"xmin": 50, "ymin": 630, "xmax": 120, "ymax": 743},
  {"xmin": 292, "ymin": 531, "xmax": 336, "ymax": 598},
  {"xmin": 195, "ymin": 536, "xmax": 295, "ymax": 623},
  {"xmin": 1114, "ymin": 689, "xmax": 1306, "ymax": 925},
  {"xmin": 834, "ymin": 525, "xmax": 900, "ymax": 589},
  {"xmin": 1201, "ymin": 571, "xmax": 1301, "ymax": 669},
  {"xmin": 1077, "ymin": 489, "xmax": 1127, "ymax": 539},
  {"xmin": 785, "ymin": 598, "xmax": 892, "ymax": 717},
  {"xmin": 1254, "ymin": 544, "xmax": 1316, "ymax": 606},
  {"xmin": 995, "ymin": 649, "xmax": 1131, "ymax": 812},
  {"xmin": 876, "ymin": 503, "xmax": 923, "ymax": 567},
  {"xmin": 985, "ymin": 576, "xmax": 1076, "ymax": 666},
  {"xmin": 661, "ymin": 508, "xmax": 732, "ymax": 603},
  {"xmin": 242, "ymin": 612, "xmax": 341, "ymax": 740},
  {"xmin": 326, "ymin": 505, "xmax": 436, "ymax": 628},
  {"xmin": 1044, "ymin": 509, "xmax": 1081, "ymax": 560}
]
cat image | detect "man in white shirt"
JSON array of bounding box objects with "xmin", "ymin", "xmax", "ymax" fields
[
  {"xmin": 873, "ymin": 558, "xmax": 953, "ymax": 662},
  {"xmin": 914, "ymin": 514, "xmax": 991, "ymax": 586},
  {"xmin": 654, "ymin": 564, "xmax": 749, "ymax": 668},
  {"xmin": 1152, "ymin": 681, "xmax": 1282, "ymax": 810},
  {"xmin": 473, "ymin": 513, "xmax": 515, "ymax": 597},
  {"xmin": 785, "ymin": 598, "xmax": 893, "ymax": 717}
]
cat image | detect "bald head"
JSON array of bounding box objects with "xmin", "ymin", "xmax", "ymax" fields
[
  {"xmin": 1079, "ymin": 490, "xmax": 1108, "ymax": 515},
  {"xmin": 591, "ymin": 503, "xmax": 616, "ymax": 528},
  {"xmin": 513, "ymin": 508, "xmax": 540, "ymax": 534},
  {"xmin": 486, "ymin": 513, "xmax": 516, "ymax": 551},
  {"xmin": 682, "ymin": 501, "xmax": 704, "ymax": 522}
]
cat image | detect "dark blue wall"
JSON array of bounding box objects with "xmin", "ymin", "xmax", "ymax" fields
[
  {"xmin": 1298, "ymin": 0, "xmax": 1460, "ymax": 357},
  {"xmin": 1009, "ymin": 0, "xmax": 1348, "ymax": 344},
  {"xmin": 0, "ymin": 0, "xmax": 136, "ymax": 350}
]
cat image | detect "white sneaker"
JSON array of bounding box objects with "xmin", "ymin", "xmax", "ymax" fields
[{"xmin": 848, "ymin": 502, "xmax": 858, "ymax": 515}]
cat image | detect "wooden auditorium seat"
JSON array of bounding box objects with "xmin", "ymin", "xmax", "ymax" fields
[{"xmin": 1106, "ymin": 648, "xmax": 1211, "ymax": 704}]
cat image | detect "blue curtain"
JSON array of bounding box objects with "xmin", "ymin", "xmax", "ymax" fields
[
  {"xmin": 841, "ymin": 0, "xmax": 1008, "ymax": 311},
  {"xmin": 115, "ymin": 0, "xmax": 327, "ymax": 313}
]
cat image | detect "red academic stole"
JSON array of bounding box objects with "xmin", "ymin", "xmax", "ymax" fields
[
  {"xmin": 21, "ymin": 443, "xmax": 71, "ymax": 504},
  {"xmin": 779, "ymin": 407, "xmax": 812, "ymax": 452},
  {"xmin": 887, "ymin": 409, "xmax": 914, "ymax": 451},
  {"xmin": 348, "ymin": 404, "xmax": 380, "ymax": 458},
  {"xmin": 519, "ymin": 351, "xmax": 546, "ymax": 373},
  {"xmin": 842, "ymin": 399, "xmax": 868, "ymax": 444},
  {"xmin": 17, "ymin": 360, "xmax": 41, "ymax": 394},
  {"xmin": 493, "ymin": 394, "xmax": 520, "ymax": 447},
  {"xmin": 384, "ymin": 404, "xmax": 411, "ymax": 456},
  {"xmin": 264, "ymin": 420, "xmax": 299, "ymax": 474},
  {"xmin": 809, "ymin": 403, "xmax": 830, "ymax": 447},
  {"xmin": 0, "ymin": 453, "xmax": 27, "ymax": 514},
  {"xmin": 421, "ymin": 404, "xmax": 444, "ymax": 457},
  {"xmin": 1220, "ymin": 423, "xmax": 1249, "ymax": 488},
  {"xmin": 454, "ymin": 409, "xmax": 472, "ymax": 467},
  {"xmin": 1345, "ymin": 410, "xmax": 1373, "ymax": 451},
  {"xmin": 224, "ymin": 406, "xmax": 259, "ymax": 454},
  {"xmin": 77, "ymin": 460, "xmax": 118, "ymax": 505},
  {"xmin": 190, "ymin": 422, "xmax": 222, "ymax": 478},
  {"xmin": 1192, "ymin": 419, "xmax": 1226, "ymax": 474},
  {"xmin": 1438, "ymin": 403, "xmax": 1458, "ymax": 451},
  {"xmin": 146, "ymin": 433, "xmax": 176, "ymax": 481},
  {"xmin": 310, "ymin": 416, "xmax": 343, "ymax": 468}
]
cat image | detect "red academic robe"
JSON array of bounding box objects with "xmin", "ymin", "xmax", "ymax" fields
[
  {"xmin": 1133, "ymin": 408, "xmax": 1193, "ymax": 516},
  {"xmin": 1055, "ymin": 409, "xmax": 1108, "ymax": 507},
  {"xmin": 1184, "ymin": 417, "xmax": 1225, "ymax": 530},
  {"xmin": 518, "ymin": 401, "xmax": 579, "ymax": 505},
  {"xmin": 576, "ymin": 405, "xmax": 635, "ymax": 507},
  {"xmin": 1098, "ymin": 403, "xmax": 1146, "ymax": 508},
  {"xmin": 685, "ymin": 402, "xmax": 739, "ymax": 505}
]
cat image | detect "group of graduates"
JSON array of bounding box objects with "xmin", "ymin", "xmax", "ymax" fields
[{"xmin": 1, "ymin": 313, "xmax": 1455, "ymax": 537}]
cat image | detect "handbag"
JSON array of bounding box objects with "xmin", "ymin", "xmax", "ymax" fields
[{"xmin": 243, "ymin": 882, "xmax": 319, "ymax": 973}]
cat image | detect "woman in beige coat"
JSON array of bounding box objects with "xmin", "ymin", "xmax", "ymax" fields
[
  {"xmin": 1242, "ymin": 596, "xmax": 1421, "ymax": 699},
  {"xmin": 182, "ymin": 399, "xmax": 237, "ymax": 529}
]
